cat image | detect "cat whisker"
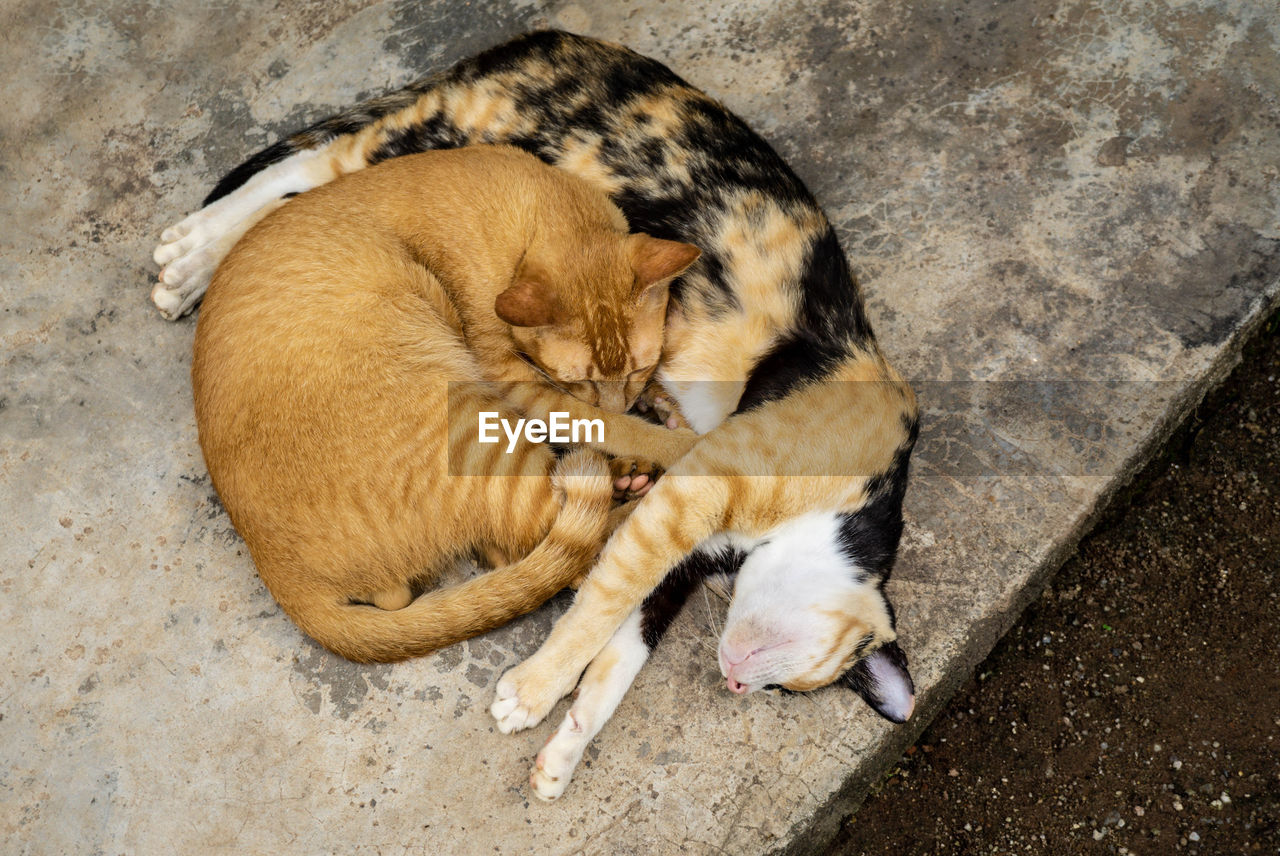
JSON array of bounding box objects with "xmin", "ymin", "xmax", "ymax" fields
[{"xmin": 700, "ymin": 583, "xmax": 723, "ymax": 639}]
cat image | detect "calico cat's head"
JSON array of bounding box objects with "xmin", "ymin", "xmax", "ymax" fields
[
  {"xmin": 495, "ymin": 233, "xmax": 700, "ymax": 413},
  {"xmin": 718, "ymin": 488, "xmax": 916, "ymax": 722}
]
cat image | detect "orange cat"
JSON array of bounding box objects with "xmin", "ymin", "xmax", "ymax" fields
[{"xmin": 192, "ymin": 145, "xmax": 699, "ymax": 663}]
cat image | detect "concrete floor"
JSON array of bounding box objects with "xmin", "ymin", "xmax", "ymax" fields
[{"xmin": 3, "ymin": 1, "xmax": 1277, "ymax": 854}]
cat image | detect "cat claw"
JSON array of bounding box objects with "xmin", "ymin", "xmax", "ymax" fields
[
  {"xmin": 156, "ymin": 200, "xmax": 238, "ymax": 261},
  {"xmin": 160, "ymin": 220, "xmax": 193, "ymax": 244},
  {"xmin": 152, "ymin": 263, "xmax": 215, "ymax": 319},
  {"xmin": 153, "ymin": 229, "xmax": 199, "ymax": 266}
]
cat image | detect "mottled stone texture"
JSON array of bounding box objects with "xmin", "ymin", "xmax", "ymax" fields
[{"xmin": 2, "ymin": 1, "xmax": 1277, "ymax": 853}]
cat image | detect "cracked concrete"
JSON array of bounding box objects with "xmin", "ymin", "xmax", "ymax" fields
[{"xmin": 3, "ymin": 1, "xmax": 1278, "ymax": 853}]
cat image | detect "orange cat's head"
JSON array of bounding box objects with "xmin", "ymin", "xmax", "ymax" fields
[{"xmin": 495, "ymin": 232, "xmax": 700, "ymax": 412}]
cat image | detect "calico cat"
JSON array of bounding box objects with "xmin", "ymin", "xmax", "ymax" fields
[
  {"xmin": 156, "ymin": 30, "xmax": 919, "ymax": 800},
  {"xmin": 192, "ymin": 145, "xmax": 699, "ymax": 663}
]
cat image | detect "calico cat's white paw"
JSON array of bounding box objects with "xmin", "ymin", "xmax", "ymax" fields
[
  {"xmin": 153, "ymin": 219, "xmax": 199, "ymax": 266},
  {"xmin": 153, "ymin": 209, "xmax": 222, "ymax": 319},
  {"xmin": 490, "ymin": 662, "xmax": 571, "ymax": 734},
  {"xmin": 152, "ymin": 257, "xmax": 215, "ymax": 320},
  {"xmin": 154, "ymin": 232, "xmax": 243, "ymax": 315},
  {"xmin": 530, "ymin": 710, "xmax": 590, "ymax": 800},
  {"xmin": 152, "ymin": 204, "xmax": 264, "ymax": 319}
]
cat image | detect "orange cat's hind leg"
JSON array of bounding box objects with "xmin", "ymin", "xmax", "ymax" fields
[
  {"xmin": 370, "ymin": 585, "xmax": 413, "ymax": 611},
  {"xmin": 476, "ymin": 544, "xmax": 518, "ymax": 569}
]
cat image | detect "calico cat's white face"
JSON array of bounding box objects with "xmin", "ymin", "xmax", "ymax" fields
[{"xmin": 716, "ymin": 511, "xmax": 915, "ymax": 721}]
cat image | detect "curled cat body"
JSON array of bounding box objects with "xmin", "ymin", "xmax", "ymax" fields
[
  {"xmin": 193, "ymin": 144, "xmax": 699, "ymax": 664},
  {"xmin": 159, "ymin": 31, "xmax": 919, "ymax": 800}
]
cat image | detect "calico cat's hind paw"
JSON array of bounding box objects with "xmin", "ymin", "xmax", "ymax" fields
[
  {"xmin": 153, "ymin": 185, "xmax": 286, "ymax": 319},
  {"xmin": 152, "ymin": 213, "xmax": 218, "ymax": 320},
  {"xmin": 152, "ymin": 212, "xmax": 249, "ymax": 319},
  {"xmin": 152, "ymin": 247, "xmax": 222, "ymax": 319},
  {"xmin": 610, "ymin": 457, "xmax": 662, "ymax": 501}
]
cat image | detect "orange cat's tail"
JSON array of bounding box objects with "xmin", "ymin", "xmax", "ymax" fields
[{"xmin": 286, "ymin": 450, "xmax": 615, "ymax": 664}]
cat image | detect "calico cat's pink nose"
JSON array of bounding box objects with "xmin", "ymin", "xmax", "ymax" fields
[
  {"xmin": 720, "ymin": 641, "xmax": 773, "ymax": 692},
  {"xmin": 720, "ymin": 638, "xmax": 792, "ymax": 694}
]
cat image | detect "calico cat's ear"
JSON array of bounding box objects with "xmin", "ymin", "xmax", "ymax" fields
[
  {"xmin": 629, "ymin": 234, "xmax": 701, "ymax": 298},
  {"xmin": 839, "ymin": 640, "xmax": 915, "ymax": 723},
  {"xmin": 495, "ymin": 278, "xmax": 560, "ymax": 327}
]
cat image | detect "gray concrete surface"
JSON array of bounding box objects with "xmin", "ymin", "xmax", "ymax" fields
[{"xmin": 3, "ymin": 1, "xmax": 1277, "ymax": 854}]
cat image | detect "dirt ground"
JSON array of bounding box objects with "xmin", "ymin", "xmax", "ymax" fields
[{"xmin": 827, "ymin": 310, "xmax": 1280, "ymax": 856}]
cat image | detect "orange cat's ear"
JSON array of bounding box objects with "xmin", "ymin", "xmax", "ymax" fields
[
  {"xmin": 495, "ymin": 279, "xmax": 560, "ymax": 327},
  {"xmin": 630, "ymin": 235, "xmax": 702, "ymax": 297}
]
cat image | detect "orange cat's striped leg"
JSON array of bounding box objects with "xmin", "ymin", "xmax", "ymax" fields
[{"xmin": 491, "ymin": 471, "xmax": 730, "ymax": 733}]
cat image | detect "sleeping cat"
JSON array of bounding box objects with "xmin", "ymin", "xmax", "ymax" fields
[
  {"xmin": 193, "ymin": 145, "xmax": 699, "ymax": 663},
  {"xmin": 156, "ymin": 31, "xmax": 919, "ymax": 800}
]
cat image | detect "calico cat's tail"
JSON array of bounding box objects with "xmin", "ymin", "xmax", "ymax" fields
[{"xmin": 283, "ymin": 449, "xmax": 616, "ymax": 664}]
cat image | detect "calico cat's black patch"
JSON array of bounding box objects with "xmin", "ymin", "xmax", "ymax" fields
[
  {"xmin": 734, "ymin": 333, "xmax": 848, "ymax": 414},
  {"xmin": 798, "ymin": 228, "xmax": 874, "ymax": 344},
  {"xmin": 371, "ymin": 114, "xmax": 470, "ymax": 163},
  {"xmin": 837, "ymin": 497, "xmax": 904, "ymax": 581},
  {"xmin": 205, "ymin": 142, "xmax": 296, "ymax": 206},
  {"xmin": 639, "ymin": 548, "xmax": 745, "ymax": 649},
  {"xmin": 836, "ymin": 422, "xmax": 917, "ymax": 577},
  {"xmin": 735, "ymin": 227, "xmax": 878, "ymax": 413},
  {"xmin": 465, "ymin": 29, "xmax": 560, "ymax": 79}
]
